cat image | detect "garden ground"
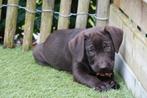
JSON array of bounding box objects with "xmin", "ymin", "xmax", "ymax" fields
[{"xmin": 0, "ymin": 46, "xmax": 134, "ymax": 98}]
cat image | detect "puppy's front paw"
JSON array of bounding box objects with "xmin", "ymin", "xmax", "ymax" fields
[
  {"xmin": 95, "ymin": 81, "xmax": 119, "ymax": 92},
  {"xmin": 95, "ymin": 82, "xmax": 111, "ymax": 92},
  {"xmin": 109, "ymin": 80, "xmax": 120, "ymax": 89}
]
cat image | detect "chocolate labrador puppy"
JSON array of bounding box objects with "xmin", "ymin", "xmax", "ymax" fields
[{"xmin": 33, "ymin": 26, "xmax": 123, "ymax": 91}]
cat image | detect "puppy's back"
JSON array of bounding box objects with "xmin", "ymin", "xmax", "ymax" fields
[{"xmin": 37, "ymin": 29, "xmax": 83, "ymax": 71}]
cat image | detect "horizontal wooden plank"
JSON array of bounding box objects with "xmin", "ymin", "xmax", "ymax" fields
[
  {"xmin": 141, "ymin": 2, "xmax": 147, "ymax": 33},
  {"xmin": 115, "ymin": 54, "xmax": 147, "ymax": 98},
  {"xmin": 133, "ymin": 35, "xmax": 147, "ymax": 89},
  {"xmin": 121, "ymin": 0, "xmax": 141, "ymax": 26},
  {"xmin": 109, "ymin": 4, "xmax": 147, "ymax": 94},
  {"xmin": 113, "ymin": 0, "xmax": 120, "ymax": 7},
  {"xmin": 113, "ymin": 0, "xmax": 147, "ymax": 33}
]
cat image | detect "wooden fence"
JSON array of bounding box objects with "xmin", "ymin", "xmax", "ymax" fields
[
  {"xmin": 109, "ymin": 0, "xmax": 147, "ymax": 98},
  {"xmin": 0, "ymin": 0, "xmax": 110, "ymax": 51}
]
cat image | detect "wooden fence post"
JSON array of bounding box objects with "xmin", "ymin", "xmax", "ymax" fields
[
  {"xmin": 57, "ymin": 0, "xmax": 72, "ymax": 29},
  {"xmin": 22, "ymin": 0, "xmax": 36, "ymax": 51},
  {"xmin": 96, "ymin": 0, "xmax": 110, "ymax": 27},
  {"xmin": 0, "ymin": 0, "xmax": 2, "ymax": 20},
  {"xmin": 4, "ymin": 0, "xmax": 19, "ymax": 48},
  {"xmin": 75, "ymin": 0, "xmax": 90, "ymax": 28},
  {"xmin": 40, "ymin": 0, "xmax": 55, "ymax": 43}
]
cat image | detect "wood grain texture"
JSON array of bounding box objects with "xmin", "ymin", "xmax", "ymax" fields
[
  {"xmin": 40, "ymin": 0, "xmax": 55, "ymax": 43},
  {"xmin": 75, "ymin": 0, "xmax": 90, "ymax": 28},
  {"xmin": 109, "ymin": 4, "xmax": 147, "ymax": 93},
  {"xmin": 115, "ymin": 54, "xmax": 147, "ymax": 98},
  {"xmin": 121, "ymin": 0, "xmax": 141, "ymax": 26},
  {"xmin": 141, "ymin": 2, "xmax": 147, "ymax": 33},
  {"xmin": 113, "ymin": 0, "xmax": 147, "ymax": 32},
  {"xmin": 113, "ymin": 0, "xmax": 120, "ymax": 7},
  {"xmin": 57, "ymin": 0, "xmax": 72, "ymax": 29},
  {"xmin": 96, "ymin": 0, "xmax": 110, "ymax": 27},
  {"xmin": 22, "ymin": 0, "xmax": 36, "ymax": 51},
  {"xmin": 4, "ymin": 0, "xmax": 19, "ymax": 48}
]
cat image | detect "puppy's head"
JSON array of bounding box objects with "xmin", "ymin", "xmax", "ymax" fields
[{"xmin": 68, "ymin": 26, "xmax": 123, "ymax": 77}]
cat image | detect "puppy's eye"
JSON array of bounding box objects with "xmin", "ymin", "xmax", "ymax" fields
[
  {"xmin": 89, "ymin": 45, "xmax": 95, "ymax": 51},
  {"xmin": 103, "ymin": 41, "xmax": 111, "ymax": 52},
  {"xmin": 87, "ymin": 45, "xmax": 96, "ymax": 57}
]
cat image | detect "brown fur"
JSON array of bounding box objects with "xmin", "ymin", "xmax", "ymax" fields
[{"xmin": 33, "ymin": 26, "xmax": 123, "ymax": 91}]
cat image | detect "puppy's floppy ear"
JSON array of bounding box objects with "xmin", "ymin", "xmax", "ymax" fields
[
  {"xmin": 104, "ymin": 26, "xmax": 123, "ymax": 53},
  {"xmin": 68, "ymin": 32, "xmax": 84, "ymax": 63}
]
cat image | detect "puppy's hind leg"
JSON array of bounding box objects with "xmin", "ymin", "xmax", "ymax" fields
[{"xmin": 33, "ymin": 44, "xmax": 48, "ymax": 65}]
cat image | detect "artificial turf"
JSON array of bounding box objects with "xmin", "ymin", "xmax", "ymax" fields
[{"xmin": 0, "ymin": 46, "xmax": 134, "ymax": 98}]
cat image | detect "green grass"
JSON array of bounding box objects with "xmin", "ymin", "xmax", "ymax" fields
[{"xmin": 0, "ymin": 46, "xmax": 134, "ymax": 98}]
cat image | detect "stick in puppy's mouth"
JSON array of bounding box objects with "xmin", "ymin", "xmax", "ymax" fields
[{"xmin": 96, "ymin": 72, "xmax": 113, "ymax": 78}]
